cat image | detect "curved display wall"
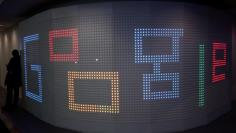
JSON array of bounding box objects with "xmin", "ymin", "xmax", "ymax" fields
[{"xmin": 19, "ymin": 1, "xmax": 232, "ymax": 133}]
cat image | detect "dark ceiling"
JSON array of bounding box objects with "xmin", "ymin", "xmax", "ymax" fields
[{"xmin": 1, "ymin": 0, "xmax": 236, "ymax": 32}]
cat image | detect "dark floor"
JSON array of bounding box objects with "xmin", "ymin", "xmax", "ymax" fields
[
  {"xmin": 0, "ymin": 118, "xmax": 9, "ymax": 133},
  {"xmin": 0, "ymin": 103, "xmax": 235, "ymax": 133},
  {"xmin": 2, "ymin": 107, "xmax": 80, "ymax": 133},
  {"xmin": 179, "ymin": 102, "xmax": 236, "ymax": 133}
]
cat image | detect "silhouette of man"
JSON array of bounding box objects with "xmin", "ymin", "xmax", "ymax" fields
[{"xmin": 2, "ymin": 49, "xmax": 22, "ymax": 111}]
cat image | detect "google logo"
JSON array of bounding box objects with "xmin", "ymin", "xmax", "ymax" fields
[{"xmin": 23, "ymin": 27, "xmax": 227, "ymax": 114}]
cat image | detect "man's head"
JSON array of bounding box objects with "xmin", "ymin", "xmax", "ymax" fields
[{"xmin": 12, "ymin": 49, "xmax": 19, "ymax": 57}]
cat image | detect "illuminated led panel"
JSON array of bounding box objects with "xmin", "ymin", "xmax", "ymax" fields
[
  {"xmin": 199, "ymin": 44, "xmax": 205, "ymax": 107},
  {"xmin": 49, "ymin": 28, "xmax": 79, "ymax": 62},
  {"xmin": 23, "ymin": 34, "xmax": 43, "ymax": 102},
  {"xmin": 134, "ymin": 28, "xmax": 183, "ymax": 100},
  {"xmin": 212, "ymin": 43, "xmax": 227, "ymax": 83},
  {"xmin": 68, "ymin": 72, "xmax": 119, "ymax": 113}
]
